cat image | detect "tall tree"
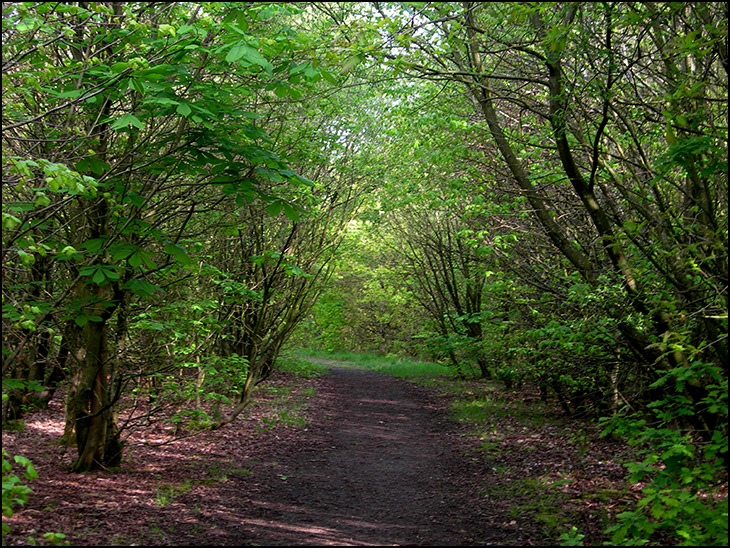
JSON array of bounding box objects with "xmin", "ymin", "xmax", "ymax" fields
[
  {"xmin": 2, "ymin": 1, "xmax": 353, "ymax": 470},
  {"xmin": 357, "ymin": 0, "xmax": 727, "ymax": 420}
]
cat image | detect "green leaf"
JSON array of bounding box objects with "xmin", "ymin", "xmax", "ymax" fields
[
  {"xmin": 341, "ymin": 54, "xmax": 364, "ymax": 74},
  {"xmin": 2, "ymin": 379, "xmax": 44, "ymax": 393},
  {"xmin": 142, "ymin": 96, "xmax": 180, "ymax": 107},
  {"xmin": 666, "ymin": 123, "xmax": 677, "ymax": 145},
  {"xmin": 226, "ymin": 42, "xmax": 247, "ymax": 63},
  {"xmin": 176, "ymin": 102, "xmax": 192, "ymax": 117},
  {"xmin": 111, "ymin": 62, "xmax": 130, "ymax": 73},
  {"xmin": 87, "ymin": 157, "xmax": 109, "ymax": 175},
  {"xmin": 111, "ymin": 114, "xmax": 144, "ymax": 130},
  {"xmin": 164, "ymin": 243, "xmax": 192, "ymax": 266},
  {"xmin": 15, "ymin": 249, "xmax": 34, "ymax": 266},
  {"xmin": 158, "ymin": 24, "xmax": 176, "ymax": 37},
  {"xmin": 135, "ymin": 64, "xmax": 174, "ymax": 81},
  {"xmin": 241, "ymin": 45, "xmax": 273, "ymax": 74},
  {"xmin": 79, "ymin": 238, "xmax": 107, "ymax": 251},
  {"xmin": 321, "ymin": 70, "xmax": 338, "ymax": 85},
  {"xmin": 123, "ymin": 192, "xmax": 146, "ymax": 208},
  {"xmin": 3, "ymin": 213, "xmax": 22, "ymax": 230},
  {"xmin": 274, "ymin": 84, "xmax": 289, "ymax": 98},
  {"xmin": 266, "ymin": 201, "xmax": 282, "ymax": 217},
  {"xmin": 291, "ymin": 172, "xmax": 314, "ymax": 187},
  {"xmin": 103, "ymin": 266, "xmax": 120, "ymax": 280},
  {"xmin": 130, "ymin": 78, "xmax": 146, "ymax": 94},
  {"xmin": 255, "ymin": 167, "xmax": 284, "ymax": 182},
  {"xmin": 282, "ymin": 203, "xmax": 300, "ymax": 222},
  {"xmin": 13, "ymin": 456, "xmax": 37, "ymax": 481},
  {"xmin": 115, "ymin": 246, "xmax": 156, "ymax": 270},
  {"xmin": 53, "ymin": 89, "xmax": 85, "ymax": 99},
  {"xmin": 210, "ymin": 175, "xmax": 237, "ymax": 184},
  {"xmin": 123, "ymin": 279, "xmax": 160, "ymax": 297},
  {"xmin": 236, "ymin": 11, "xmax": 249, "ymax": 32},
  {"xmin": 141, "ymin": 252, "xmax": 157, "ymax": 269},
  {"xmin": 110, "ymin": 245, "xmax": 137, "ymax": 261},
  {"xmin": 74, "ymin": 314, "xmax": 103, "ymax": 327},
  {"xmin": 80, "ymin": 265, "xmax": 120, "ymax": 284},
  {"xmin": 284, "ymin": 265, "xmax": 311, "ymax": 277}
]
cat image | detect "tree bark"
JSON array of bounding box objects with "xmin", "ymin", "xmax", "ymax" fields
[{"xmin": 70, "ymin": 317, "xmax": 122, "ymax": 472}]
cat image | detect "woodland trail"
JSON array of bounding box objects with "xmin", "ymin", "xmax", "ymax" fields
[
  {"xmin": 229, "ymin": 363, "xmax": 502, "ymax": 546},
  {"xmin": 3, "ymin": 361, "xmax": 542, "ymax": 546}
]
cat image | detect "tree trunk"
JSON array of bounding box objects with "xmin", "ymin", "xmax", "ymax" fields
[
  {"xmin": 69, "ymin": 314, "xmax": 122, "ymax": 472},
  {"xmin": 475, "ymin": 358, "xmax": 491, "ymax": 380}
]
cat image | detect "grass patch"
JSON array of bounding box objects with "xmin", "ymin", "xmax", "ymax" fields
[
  {"xmin": 291, "ymin": 348, "xmax": 455, "ymax": 379},
  {"xmin": 2, "ymin": 419, "xmax": 26, "ymax": 431},
  {"xmin": 300, "ymin": 385, "xmax": 316, "ymax": 397},
  {"xmin": 154, "ymin": 479, "xmax": 193, "ymax": 507},
  {"xmin": 367, "ymin": 358, "xmax": 455, "ymax": 379},
  {"xmin": 509, "ymin": 478, "xmax": 576, "ymax": 537},
  {"xmin": 265, "ymin": 385, "xmax": 294, "ymax": 396},
  {"xmin": 227, "ymin": 466, "xmax": 253, "ymax": 478},
  {"xmin": 198, "ymin": 461, "xmax": 252, "ymax": 484},
  {"xmin": 289, "ymin": 347, "xmax": 376, "ymax": 364},
  {"xmin": 259, "ymin": 405, "xmax": 307, "ymax": 430},
  {"xmin": 479, "ymin": 473, "xmax": 577, "ymax": 540},
  {"xmin": 276, "ymin": 355, "xmax": 330, "ymax": 378},
  {"xmin": 255, "ymin": 378, "xmax": 316, "ymax": 431},
  {"xmin": 451, "ymin": 397, "xmax": 494, "ymax": 424}
]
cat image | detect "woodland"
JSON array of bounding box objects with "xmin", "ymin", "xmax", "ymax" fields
[{"xmin": 1, "ymin": 1, "xmax": 728, "ymax": 546}]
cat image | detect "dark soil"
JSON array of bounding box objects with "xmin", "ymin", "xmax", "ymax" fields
[
  {"xmin": 2, "ymin": 361, "xmax": 633, "ymax": 546},
  {"xmin": 231, "ymin": 365, "xmax": 509, "ymax": 546}
]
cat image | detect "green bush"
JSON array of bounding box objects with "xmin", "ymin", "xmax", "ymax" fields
[
  {"xmin": 2, "ymin": 450, "xmax": 37, "ymax": 537},
  {"xmin": 600, "ymin": 358, "xmax": 728, "ymax": 546},
  {"xmin": 1, "ymin": 449, "xmax": 67, "ymax": 546}
]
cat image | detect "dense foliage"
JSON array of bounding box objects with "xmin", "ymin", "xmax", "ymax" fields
[{"xmin": 2, "ymin": 2, "xmax": 727, "ymax": 545}]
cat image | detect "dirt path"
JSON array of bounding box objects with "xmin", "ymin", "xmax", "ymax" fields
[
  {"xmin": 230, "ymin": 365, "xmax": 498, "ymax": 546},
  {"xmin": 3, "ymin": 362, "xmax": 535, "ymax": 546}
]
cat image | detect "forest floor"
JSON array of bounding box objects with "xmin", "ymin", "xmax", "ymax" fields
[{"xmin": 2, "ymin": 358, "xmax": 640, "ymax": 546}]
